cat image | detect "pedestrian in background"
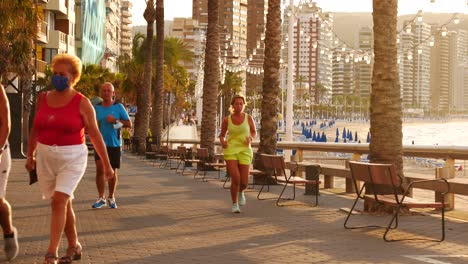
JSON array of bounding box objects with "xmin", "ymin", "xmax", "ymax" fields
[
  {"xmin": 0, "ymin": 83, "xmax": 19, "ymax": 261},
  {"xmin": 25, "ymin": 54, "xmax": 114, "ymax": 264},
  {"xmin": 219, "ymin": 95, "xmax": 257, "ymax": 213},
  {"xmin": 92, "ymin": 82, "xmax": 131, "ymax": 209}
]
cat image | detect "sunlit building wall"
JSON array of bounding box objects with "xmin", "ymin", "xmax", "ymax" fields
[
  {"xmin": 102, "ymin": 0, "xmax": 121, "ymax": 72},
  {"xmin": 120, "ymin": 0, "xmax": 133, "ymax": 57},
  {"xmin": 357, "ymin": 26, "xmax": 373, "ymax": 98},
  {"xmin": 42, "ymin": 0, "xmax": 77, "ymax": 62},
  {"xmin": 76, "ymin": 0, "xmax": 106, "ymax": 65}
]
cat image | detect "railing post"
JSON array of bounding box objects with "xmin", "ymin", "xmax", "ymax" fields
[{"xmin": 436, "ymin": 159, "xmax": 455, "ymax": 210}]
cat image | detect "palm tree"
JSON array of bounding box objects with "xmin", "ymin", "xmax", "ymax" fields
[
  {"xmin": 367, "ymin": 0, "xmax": 403, "ymax": 211},
  {"xmin": 134, "ymin": 1, "xmax": 157, "ymax": 154},
  {"xmin": 200, "ymin": 0, "xmax": 220, "ymax": 156},
  {"xmin": 257, "ymin": 0, "xmax": 281, "ymax": 155},
  {"xmin": 151, "ymin": 0, "xmax": 164, "ymax": 147},
  {"xmin": 0, "ymin": 0, "xmax": 37, "ymax": 157}
]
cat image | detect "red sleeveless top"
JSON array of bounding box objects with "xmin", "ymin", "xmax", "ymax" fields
[{"xmin": 34, "ymin": 92, "xmax": 85, "ymax": 146}]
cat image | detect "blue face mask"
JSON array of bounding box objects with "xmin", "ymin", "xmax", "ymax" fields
[{"xmin": 51, "ymin": 75, "xmax": 69, "ymax": 91}]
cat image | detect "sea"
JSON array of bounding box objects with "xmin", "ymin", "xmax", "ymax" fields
[{"xmin": 403, "ymin": 121, "xmax": 468, "ymax": 146}]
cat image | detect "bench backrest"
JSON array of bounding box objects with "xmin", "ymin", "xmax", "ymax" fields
[
  {"xmin": 260, "ymin": 154, "xmax": 287, "ymax": 177},
  {"xmin": 349, "ymin": 161, "xmax": 402, "ymax": 192}
]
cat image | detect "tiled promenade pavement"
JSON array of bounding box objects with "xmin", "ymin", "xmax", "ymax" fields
[{"xmin": 3, "ymin": 154, "xmax": 468, "ymax": 264}]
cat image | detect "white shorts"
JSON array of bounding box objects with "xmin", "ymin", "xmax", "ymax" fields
[
  {"xmin": 0, "ymin": 146, "xmax": 11, "ymax": 199},
  {"xmin": 36, "ymin": 143, "xmax": 88, "ymax": 199}
]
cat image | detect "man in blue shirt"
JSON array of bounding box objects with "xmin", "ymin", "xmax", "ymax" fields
[{"xmin": 92, "ymin": 82, "xmax": 131, "ymax": 209}]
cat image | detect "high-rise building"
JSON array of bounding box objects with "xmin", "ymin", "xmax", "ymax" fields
[
  {"xmin": 42, "ymin": 0, "xmax": 77, "ymax": 61},
  {"xmin": 412, "ymin": 22, "xmax": 432, "ymax": 109},
  {"xmin": 120, "ymin": 0, "xmax": 133, "ymax": 57},
  {"xmin": 193, "ymin": 0, "xmax": 248, "ymax": 93},
  {"xmin": 399, "ymin": 21, "xmax": 431, "ymax": 110},
  {"xmin": 76, "ymin": 0, "xmax": 106, "ymax": 65},
  {"xmin": 103, "ymin": 0, "xmax": 121, "ymax": 72},
  {"xmin": 246, "ymin": 0, "xmax": 267, "ymax": 95},
  {"xmin": 170, "ymin": 18, "xmax": 206, "ymax": 78},
  {"xmin": 283, "ymin": 2, "xmax": 333, "ymax": 105},
  {"xmin": 431, "ymin": 28, "xmax": 468, "ymax": 113},
  {"xmin": 356, "ymin": 26, "xmax": 373, "ymax": 98}
]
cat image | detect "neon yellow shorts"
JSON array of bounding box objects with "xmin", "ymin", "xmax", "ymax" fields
[{"xmin": 224, "ymin": 150, "xmax": 253, "ymax": 165}]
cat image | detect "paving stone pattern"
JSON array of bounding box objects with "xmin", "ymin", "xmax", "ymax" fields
[{"xmin": 3, "ymin": 154, "xmax": 468, "ymax": 263}]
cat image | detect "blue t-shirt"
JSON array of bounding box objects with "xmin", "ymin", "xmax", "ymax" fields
[{"xmin": 94, "ymin": 102, "xmax": 130, "ymax": 147}]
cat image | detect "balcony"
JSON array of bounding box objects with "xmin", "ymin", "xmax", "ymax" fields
[
  {"xmin": 44, "ymin": 30, "xmax": 68, "ymax": 52},
  {"xmin": 44, "ymin": 0, "xmax": 67, "ymax": 15},
  {"xmin": 36, "ymin": 20, "xmax": 48, "ymax": 44},
  {"xmin": 35, "ymin": 59, "xmax": 48, "ymax": 77}
]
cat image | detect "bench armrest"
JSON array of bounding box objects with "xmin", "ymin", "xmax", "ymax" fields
[{"xmin": 406, "ymin": 178, "xmax": 450, "ymax": 195}]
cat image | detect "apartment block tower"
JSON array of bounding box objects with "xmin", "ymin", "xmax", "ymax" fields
[
  {"xmin": 283, "ymin": 2, "xmax": 334, "ymax": 105},
  {"xmin": 76, "ymin": 0, "xmax": 107, "ymax": 64},
  {"xmin": 170, "ymin": 18, "xmax": 206, "ymax": 78},
  {"xmin": 356, "ymin": 26, "xmax": 373, "ymax": 98},
  {"xmin": 39, "ymin": 0, "xmax": 77, "ymax": 63},
  {"xmin": 246, "ymin": 0, "xmax": 268, "ymax": 95},
  {"xmin": 193, "ymin": 0, "xmax": 249, "ymax": 93},
  {"xmin": 120, "ymin": 0, "xmax": 133, "ymax": 57},
  {"xmin": 431, "ymin": 28, "xmax": 468, "ymax": 113},
  {"xmin": 399, "ymin": 21, "xmax": 431, "ymax": 110}
]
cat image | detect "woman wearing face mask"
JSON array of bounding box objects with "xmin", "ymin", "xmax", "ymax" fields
[{"xmin": 25, "ymin": 54, "xmax": 114, "ymax": 264}]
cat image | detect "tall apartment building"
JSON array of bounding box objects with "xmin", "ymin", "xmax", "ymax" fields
[
  {"xmin": 431, "ymin": 28, "xmax": 468, "ymax": 113},
  {"xmin": 103, "ymin": 0, "xmax": 121, "ymax": 72},
  {"xmin": 120, "ymin": 0, "xmax": 133, "ymax": 57},
  {"xmin": 40, "ymin": 0, "xmax": 77, "ymax": 63},
  {"xmin": 449, "ymin": 30, "xmax": 468, "ymax": 110},
  {"xmin": 193, "ymin": 0, "xmax": 248, "ymax": 93},
  {"xmin": 332, "ymin": 49, "xmax": 355, "ymax": 96},
  {"xmin": 356, "ymin": 26, "xmax": 373, "ymax": 98},
  {"xmin": 412, "ymin": 22, "xmax": 432, "ymax": 109},
  {"xmin": 398, "ymin": 21, "xmax": 431, "ymax": 110},
  {"xmin": 170, "ymin": 18, "xmax": 206, "ymax": 78},
  {"xmin": 246, "ymin": 0, "xmax": 267, "ymax": 95},
  {"xmin": 464, "ymin": 64, "xmax": 468, "ymax": 108},
  {"xmin": 76, "ymin": 0, "xmax": 106, "ymax": 65},
  {"xmin": 283, "ymin": 2, "xmax": 333, "ymax": 104}
]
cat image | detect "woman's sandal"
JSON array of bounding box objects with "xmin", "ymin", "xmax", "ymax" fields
[
  {"xmin": 58, "ymin": 244, "xmax": 82, "ymax": 264},
  {"xmin": 43, "ymin": 253, "xmax": 58, "ymax": 264}
]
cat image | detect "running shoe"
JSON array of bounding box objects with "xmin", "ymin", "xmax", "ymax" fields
[
  {"xmin": 107, "ymin": 198, "xmax": 118, "ymax": 209},
  {"xmin": 4, "ymin": 226, "xmax": 19, "ymax": 261},
  {"xmin": 238, "ymin": 191, "xmax": 246, "ymax": 206},
  {"xmin": 232, "ymin": 203, "xmax": 241, "ymax": 213},
  {"xmin": 91, "ymin": 198, "xmax": 107, "ymax": 209}
]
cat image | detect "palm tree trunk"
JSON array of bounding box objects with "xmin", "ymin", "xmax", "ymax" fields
[
  {"xmin": 135, "ymin": 2, "xmax": 156, "ymax": 154},
  {"xmin": 200, "ymin": 0, "xmax": 220, "ymax": 156},
  {"xmin": 257, "ymin": 0, "xmax": 281, "ymax": 155},
  {"xmin": 151, "ymin": 0, "xmax": 164, "ymax": 147},
  {"xmin": 366, "ymin": 0, "xmax": 404, "ymax": 211}
]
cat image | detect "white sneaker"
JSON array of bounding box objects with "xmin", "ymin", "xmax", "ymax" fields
[
  {"xmin": 4, "ymin": 226, "xmax": 19, "ymax": 261},
  {"xmin": 232, "ymin": 203, "xmax": 241, "ymax": 213},
  {"xmin": 238, "ymin": 192, "xmax": 246, "ymax": 206}
]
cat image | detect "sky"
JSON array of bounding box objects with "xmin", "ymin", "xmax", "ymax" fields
[{"xmin": 131, "ymin": 0, "xmax": 468, "ymax": 26}]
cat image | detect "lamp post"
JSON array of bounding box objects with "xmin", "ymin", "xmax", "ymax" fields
[{"xmin": 284, "ymin": 0, "xmax": 295, "ymax": 160}]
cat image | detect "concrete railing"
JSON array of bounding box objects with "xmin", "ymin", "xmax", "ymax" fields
[{"xmin": 162, "ymin": 139, "xmax": 468, "ymax": 210}]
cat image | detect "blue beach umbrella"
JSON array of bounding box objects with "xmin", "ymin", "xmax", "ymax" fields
[
  {"xmin": 336, "ymin": 128, "xmax": 339, "ymax": 137},
  {"xmin": 335, "ymin": 135, "xmax": 339, "ymax": 143},
  {"xmin": 322, "ymin": 133, "xmax": 327, "ymax": 142},
  {"xmin": 342, "ymin": 127, "xmax": 346, "ymax": 139},
  {"xmin": 354, "ymin": 131, "xmax": 358, "ymax": 142},
  {"xmin": 312, "ymin": 131, "xmax": 316, "ymax": 141},
  {"xmin": 366, "ymin": 131, "xmax": 370, "ymax": 143}
]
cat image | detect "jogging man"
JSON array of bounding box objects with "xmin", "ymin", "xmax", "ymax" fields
[{"xmin": 92, "ymin": 82, "xmax": 131, "ymax": 209}]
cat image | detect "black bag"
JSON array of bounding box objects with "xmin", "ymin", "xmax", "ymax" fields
[{"xmin": 29, "ymin": 169, "xmax": 38, "ymax": 185}]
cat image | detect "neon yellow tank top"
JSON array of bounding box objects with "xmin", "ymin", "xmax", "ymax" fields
[{"xmin": 224, "ymin": 113, "xmax": 251, "ymax": 155}]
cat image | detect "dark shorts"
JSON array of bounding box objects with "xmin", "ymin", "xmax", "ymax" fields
[{"xmin": 94, "ymin": 147, "xmax": 121, "ymax": 169}]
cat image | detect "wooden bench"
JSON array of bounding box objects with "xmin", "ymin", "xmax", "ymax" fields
[
  {"xmin": 258, "ymin": 154, "xmax": 321, "ymax": 206},
  {"xmin": 346, "ymin": 161, "xmax": 450, "ymax": 242}
]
